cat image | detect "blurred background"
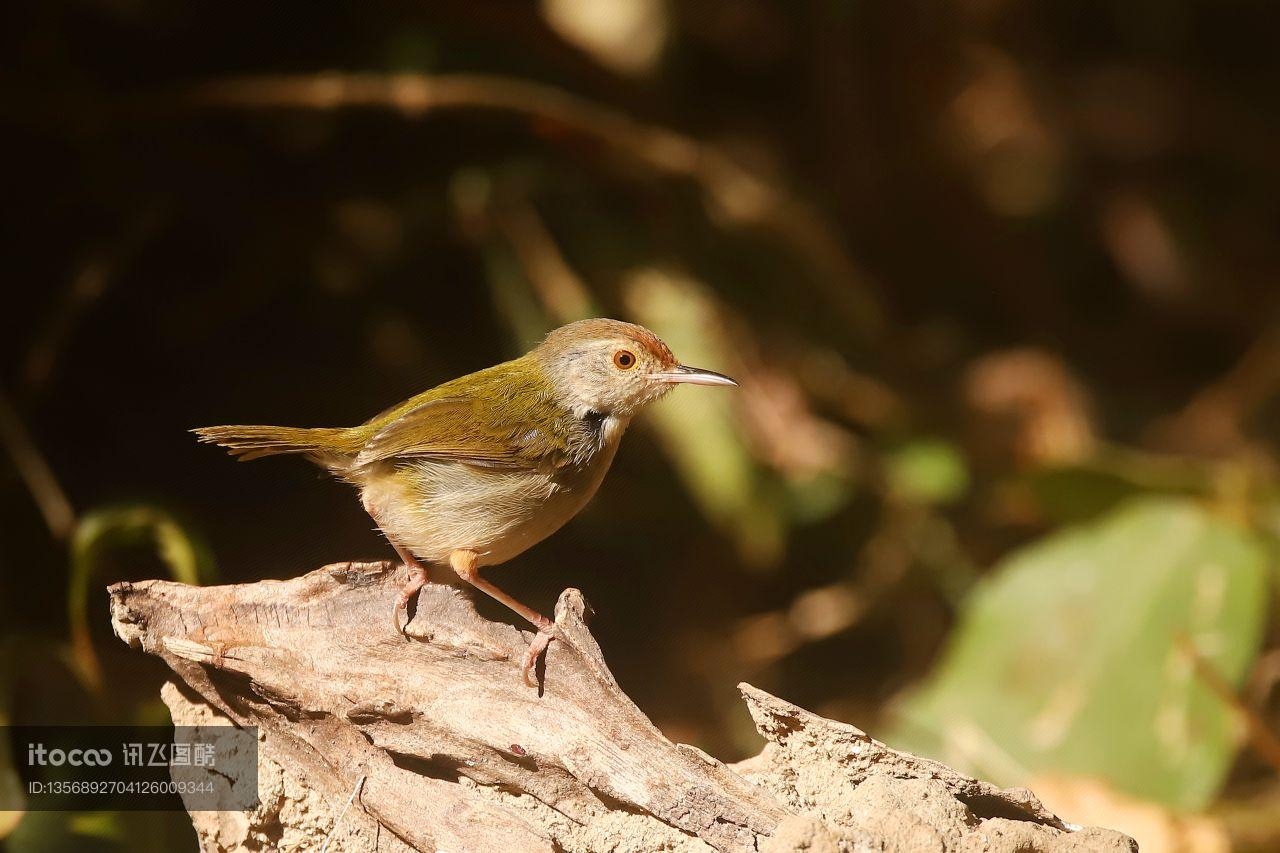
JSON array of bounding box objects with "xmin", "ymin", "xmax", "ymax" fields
[{"xmin": 3, "ymin": 0, "xmax": 1280, "ymax": 850}]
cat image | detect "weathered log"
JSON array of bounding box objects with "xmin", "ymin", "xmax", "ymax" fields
[{"xmin": 108, "ymin": 561, "xmax": 1136, "ymax": 852}]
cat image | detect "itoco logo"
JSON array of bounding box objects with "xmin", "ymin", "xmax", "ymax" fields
[{"xmin": 27, "ymin": 743, "xmax": 113, "ymax": 766}]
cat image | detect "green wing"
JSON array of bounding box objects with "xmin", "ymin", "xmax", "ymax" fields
[{"xmin": 352, "ymin": 358, "xmax": 572, "ymax": 471}]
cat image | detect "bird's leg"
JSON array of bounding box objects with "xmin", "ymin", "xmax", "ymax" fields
[
  {"xmin": 388, "ymin": 540, "xmax": 430, "ymax": 637},
  {"xmin": 449, "ymin": 549, "xmax": 555, "ymax": 687},
  {"xmin": 363, "ymin": 497, "xmax": 430, "ymax": 636}
]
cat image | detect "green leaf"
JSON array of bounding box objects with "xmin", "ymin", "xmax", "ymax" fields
[
  {"xmin": 4, "ymin": 811, "xmax": 75, "ymax": 853},
  {"xmin": 885, "ymin": 439, "xmax": 969, "ymax": 506},
  {"xmin": 625, "ymin": 269, "xmax": 785, "ymax": 566},
  {"xmin": 891, "ymin": 497, "xmax": 1269, "ymax": 809},
  {"xmin": 68, "ymin": 506, "xmax": 214, "ymax": 694},
  {"xmin": 1024, "ymin": 465, "xmax": 1144, "ymax": 523},
  {"xmin": 1024, "ymin": 447, "xmax": 1218, "ymax": 525},
  {"xmin": 67, "ymin": 811, "xmax": 124, "ymax": 842}
]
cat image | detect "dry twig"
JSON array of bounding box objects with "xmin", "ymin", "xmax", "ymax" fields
[{"xmin": 193, "ymin": 71, "xmax": 883, "ymax": 340}]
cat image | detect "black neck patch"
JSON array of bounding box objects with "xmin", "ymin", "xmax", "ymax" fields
[{"xmin": 582, "ymin": 409, "xmax": 607, "ymax": 433}]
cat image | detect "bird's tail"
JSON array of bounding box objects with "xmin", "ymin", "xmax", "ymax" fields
[{"xmin": 192, "ymin": 424, "xmax": 352, "ymax": 462}]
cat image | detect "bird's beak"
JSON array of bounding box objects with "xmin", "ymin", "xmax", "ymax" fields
[{"xmin": 649, "ymin": 365, "xmax": 738, "ymax": 387}]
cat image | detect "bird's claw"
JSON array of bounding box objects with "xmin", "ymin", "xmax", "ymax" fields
[
  {"xmin": 392, "ymin": 603, "xmax": 408, "ymax": 638},
  {"xmin": 522, "ymin": 622, "xmax": 558, "ymax": 687},
  {"xmin": 392, "ymin": 565, "xmax": 428, "ymax": 640}
]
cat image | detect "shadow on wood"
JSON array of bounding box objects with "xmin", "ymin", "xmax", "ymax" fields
[{"xmin": 108, "ymin": 561, "xmax": 1136, "ymax": 852}]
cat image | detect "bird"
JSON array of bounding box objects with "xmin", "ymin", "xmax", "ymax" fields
[{"xmin": 193, "ymin": 318, "xmax": 737, "ymax": 685}]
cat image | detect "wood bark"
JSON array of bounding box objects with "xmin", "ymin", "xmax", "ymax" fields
[{"xmin": 108, "ymin": 561, "xmax": 1136, "ymax": 852}]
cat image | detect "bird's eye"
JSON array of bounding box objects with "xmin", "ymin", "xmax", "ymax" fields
[{"xmin": 613, "ymin": 349, "xmax": 637, "ymax": 369}]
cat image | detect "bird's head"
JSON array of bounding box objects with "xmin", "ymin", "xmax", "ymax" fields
[{"xmin": 534, "ymin": 318, "xmax": 736, "ymax": 420}]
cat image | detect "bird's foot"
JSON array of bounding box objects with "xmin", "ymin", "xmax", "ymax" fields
[
  {"xmin": 522, "ymin": 621, "xmax": 558, "ymax": 688},
  {"xmin": 392, "ymin": 566, "xmax": 429, "ymax": 638}
]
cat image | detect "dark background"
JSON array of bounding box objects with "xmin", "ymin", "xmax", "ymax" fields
[{"xmin": 3, "ymin": 1, "xmax": 1279, "ymax": 849}]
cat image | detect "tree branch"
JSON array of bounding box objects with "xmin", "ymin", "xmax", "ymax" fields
[
  {"xmin": 109, "ymin": 561, "xmax": 1135, "ymax": 852},
  {"xmin": 192, "ymin": 72, "xmax": 883, "ymax": 340}
]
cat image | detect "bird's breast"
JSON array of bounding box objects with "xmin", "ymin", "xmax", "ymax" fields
[{"xmin": 361, "ymin": 420, "xmax": 625, "ymax": 567}]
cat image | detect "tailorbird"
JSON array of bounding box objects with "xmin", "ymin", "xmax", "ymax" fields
[{"xmin": 194, "ymin": 318, "xmax": 737, "ymax": 684}]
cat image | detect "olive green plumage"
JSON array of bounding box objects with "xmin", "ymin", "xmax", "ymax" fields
[
  {"xmin": 194, "ymin": 355, "xmax": 576, "ymax": 472},
  {"xmin": 192, "ymin": 317, "xmax": 736, "ymax": 678}
]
